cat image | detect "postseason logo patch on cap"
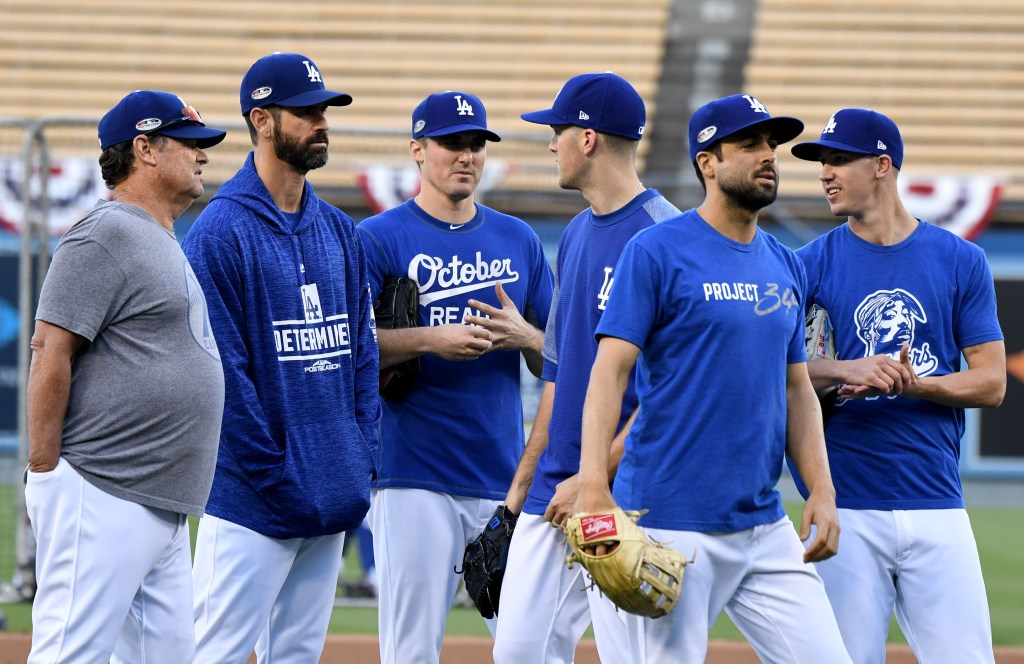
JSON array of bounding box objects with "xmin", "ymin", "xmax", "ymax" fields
[
  {"xmin": 251, "ymin": 86, "xmax": 272, "ymax": 101},
  {"xmin": 135, "ymin": 118, "xmax": 162, "ymax": 132},
  {"xmin": 697, "ymin": 126, "xmax": 717, "ymax": 144}
]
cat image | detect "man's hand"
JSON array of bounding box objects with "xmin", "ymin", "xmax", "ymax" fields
[
  {"xmin": 835, "ymin": 353, "xmax": 912, "ymax": 399},
  {"xmin": 572, "ymin": 483, "xmax": 618, "ymax": 556},
  {"xmin": 799, "ymin": 489, "xmax": 841, "ymax": 563},
  {"xmin": 430, "ymin": 324, "xmax": 493, "ymax": 361},
  {"xmin": 465, "ymin": 282, "xmax": 541, "ymax": 353},
  {"xmin": 543, "ymin": 474, "xmax": 578, "ymax": 530}
]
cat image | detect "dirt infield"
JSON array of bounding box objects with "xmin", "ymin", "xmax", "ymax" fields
[{"xmin": 2, "ymin": 634, "xmax": 1023, "ymax": 663}]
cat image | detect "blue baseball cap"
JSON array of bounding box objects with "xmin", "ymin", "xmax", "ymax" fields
[
  {"xmin": 240, "ymin": 52, "xmax": 352, "ymax": 116},
  {"xmin": 412, "ymin": 91, "xmax": 500, "ymax": 141},
  {"xmin": 688, "ymin": 94, "xmax": 804, "ymax": 163},
  {"xmin": 98, "ymin": 90, "xmax": 226, "ymax": 150},
  {"xmin": 521, "ymin": 72, "xmax": 645, "ymax": 141},
  {"xmin": 791, "ymin": 108, "xmax": 904, "ymax": 169}
]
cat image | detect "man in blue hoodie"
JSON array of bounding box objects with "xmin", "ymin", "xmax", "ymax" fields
[{"xmin": 183, "ymin": 53, "xmax": 381, "ymax": 663}]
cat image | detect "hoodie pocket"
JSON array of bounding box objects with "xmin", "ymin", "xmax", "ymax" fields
[{"xmin": 261, "ymin": 419, "xmax": 373, "ymax": 534}]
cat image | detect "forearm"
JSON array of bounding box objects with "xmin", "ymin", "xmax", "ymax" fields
[
  {"xmin": 520, "ymin": 328, "xmax": 545, "ymax": 378},
  {"xmin": 905, "ymin": 367, "xmax": 1005, "ymax": 408},
  {"xmin": 579, "ymin": 343, "xmax": 635, "ymax": 493},
  {"xmin": 505, "ymin": 380, "xmax": 554, "ymax": 513},
  {"xmin": 805, "ymin": 359, "xmax": 845, "ymax": 392},
  {"xmin": 786, "ymin": 374, "xmax": 835, "ymax": 497},
  {"xmin": 607, "ymin": 407, "xmax": 638, "ymax": 482},
  {"xmin": 378, "ymin": 327, "xmax": 431, "ymax": 368},
  {"xmin": 27, "ymin": 350, "xmax": 73, "ymax": 471}
]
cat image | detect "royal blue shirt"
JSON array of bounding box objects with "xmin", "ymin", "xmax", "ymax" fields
[
  {"xmin": 359, "ymin": 199, "xmax": 554, "ymax": 499},
  {"xmin": 794, "ymin": 221, "xmax": 1002, "ymax": 510},
  {"xmin": 597, "ymin": 209, "xmax": 805, "ymax": 531},
  {"xmin": 524, "ymin": 189, "xmax": 680, "ymax": 515}
]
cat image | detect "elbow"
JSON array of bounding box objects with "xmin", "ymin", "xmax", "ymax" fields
[{"xmin": 981, "ymin": 375, "xmax": 1006, "ymax": 409}]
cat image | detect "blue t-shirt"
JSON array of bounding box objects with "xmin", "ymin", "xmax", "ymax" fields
[
  {"xmin": 358, "ymin": 199, "xmax": 554, "ymax": 499},
  {"xmin": 794, "ymin": 221, "xmax": 1003, "ymax": 510},
  {"xmin": 596, "ymin": 209, "xmax": 805, "ymax": 531},
  {"xmin": 523, "ymin": 189, "xmax": 680, "ymax": 515}
]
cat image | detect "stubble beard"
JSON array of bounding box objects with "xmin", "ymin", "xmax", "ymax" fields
[{"xmin": 720, "ymin": 174, "xmax": 778, "ymax": 212}]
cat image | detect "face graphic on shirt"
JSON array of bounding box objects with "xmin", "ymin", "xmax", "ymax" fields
[{"xmin": 854, "ymin": 288, "xmax": 923, "ymax": 358}]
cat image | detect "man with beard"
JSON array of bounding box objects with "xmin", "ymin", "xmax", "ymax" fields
[
  {"xmin": 572, "ymin": 94, "xmax": 852, "ymax": 663},
  {"xmin": 357, "ymin": 90, "xmax": 553, "ymax": 663},
  {"xmin": 183, "ymin": 52, "xmax": 381, "ymax": 663}
]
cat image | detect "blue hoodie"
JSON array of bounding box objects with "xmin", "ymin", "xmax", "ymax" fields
[{"xmin": 183, "ymin": 153, "xmax": 380, "ymax": 539}]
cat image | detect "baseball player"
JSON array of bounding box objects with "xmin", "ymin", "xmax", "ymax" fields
[
  {"xmin": 358, "ymin": 90, "xmax": 554, "ymax": 663},
  {"xmin": 26, "ymin": 90, "xmax": 225, "ymax": 662},
  {"xmin": 574, "ymin": 94, "xmax": 853, "ymax": 663},
  {"xmin": 790, "ymin": 109, "xmax": 1005, "ymax": 663},
  {"xmin": 493, "ymin": 72, "xmax": 679, "ymax": 664},
  {"xmin": 184, "ymin": 53, "xmax": 381, "ymax": 662}
]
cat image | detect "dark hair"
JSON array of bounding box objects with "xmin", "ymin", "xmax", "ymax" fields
[
  {"xmin": 692, "ymin": 142, "xmax": 723, "ymax": 191},
  {"xmin": 245, "ymin": 106, "xmax": 282, "ymax": 145},
  {"xmin": 98, "ymin": 134, "xmax": 167, "ymax": 189}
]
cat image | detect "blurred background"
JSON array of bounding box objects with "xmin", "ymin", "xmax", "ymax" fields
[{"xmin": 0, "ymin": 0, "xmax": 1021, "ymax": 640}]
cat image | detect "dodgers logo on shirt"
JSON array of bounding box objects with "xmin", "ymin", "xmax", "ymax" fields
[
  {"xmin": 272, "ymin": 283, "xmax": 352, "ymax": 364},
  {"xmin": 853, "ymin": 288, "xmax": 937, "ymax": 377}
]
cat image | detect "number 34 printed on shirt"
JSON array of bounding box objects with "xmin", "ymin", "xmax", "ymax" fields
[{"xmin": 755, "ymin": 282, "xmax": 798, "ymax": 316}]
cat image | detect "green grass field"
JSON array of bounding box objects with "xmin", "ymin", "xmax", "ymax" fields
[{"xmin": 1, "ymin": 504, "xmax": 1021, "ymax": 644}]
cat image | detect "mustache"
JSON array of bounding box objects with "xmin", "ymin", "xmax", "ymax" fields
[
  {"xmin": 309, "ymin": 132, "xmax": 329, "ymax": 146},
  {"xmin": 757, "ymin": 167, "xmax": 777, "ymax": 179}
]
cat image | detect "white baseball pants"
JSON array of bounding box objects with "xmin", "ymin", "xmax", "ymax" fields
[
  {"xmin": 192, "ymin": 514, "xmax": 344, "ymax": 664},
  {"xmin": 815, "ymin": 508, "xmax": 995, "ymax": 664},
  {"xmin": 369, "ymin": 487, "xmax": 499, "ymax": 664},
  {"xmin": 26, "ymin": 458, "xmax": 194, "ymax": 664},
  {"xmin": 634, "ymin": 516, "xmax": 852, "ymax": 663},
  {"xmin": 493, "ymin": 511, "xmax": 630, "ymax": 664}
]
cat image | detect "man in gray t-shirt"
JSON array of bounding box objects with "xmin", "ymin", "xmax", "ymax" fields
[{"xmin": 25, "ymin": 90, "xmax": 226, "ymax": 664}]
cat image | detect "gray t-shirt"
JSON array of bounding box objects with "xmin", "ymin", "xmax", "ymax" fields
[{"xmin": 36, "ymin": 201, "xmax": 224, "ymax": 515}]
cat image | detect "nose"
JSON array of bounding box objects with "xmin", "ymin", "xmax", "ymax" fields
[
  {"xmin": 819, "ymin": 163, "xmax": 834, "ymax": 182},
  {"xmin": 196, "ymin": 148, "xmax": 209, "ymax": 165},
  {"xmin": 548, "ymin": 134, "xmax": 557, "ymax": 154}
]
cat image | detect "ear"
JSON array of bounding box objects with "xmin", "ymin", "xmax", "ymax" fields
[
  {"xmin": 409, "ymin": 138, "xmax": 425, "ymax": 165},
  {"xmin": 132, "ymin": 135, "xmax": 159, "ymax": 166},
  {"xmin": 875, "ymin": 154, "xmax": 894, "ymax": 179},
  {"xmin": 580, "ymin": 128, "xmax": 599, "ymax": 156},
  {"xmin": 695, "ymin": 151, "xmax": 716, "ymax": 181},
  {"xmin": 250, "ymin": 108, "xmax": 275, "ymax": 140}
]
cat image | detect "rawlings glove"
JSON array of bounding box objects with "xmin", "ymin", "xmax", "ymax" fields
[
  {"xmin": 457, "ymin": 505, "xmax": 518, "ymax": 619},
  {"xmin": 565, "ymin": 507, "xmax": 692, "ymax": 619},
  {"xmin": 373, "ymin": 276, "xmax": 419, "ymax": 400},
  {"xmin": 805, "ymin": 303, "xmax": 839, "ymax": 419}
]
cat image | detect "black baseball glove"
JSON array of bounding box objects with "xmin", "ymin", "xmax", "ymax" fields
[
  {"xmin": 373, "ymin": 276, "xmax": 419, "ymax": 401},
  {"xmin": 457, "ymin": 505, "xmax": 518, "ymax": 619}
]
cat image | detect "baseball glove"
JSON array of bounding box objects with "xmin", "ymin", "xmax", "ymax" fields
[
  {"xmin": 564, "ymin": 507, "xmax": 693, "ymax": 619},
  {"xmin": 373, "ymin": 276, "xmax": 419, "ymax": 401},
  {"xmin": 457, "ymin": 505, "xmax": 518, "ymax": 619},
  {"xmin": 805, "ymin": 303, "xmax": 839, "ymax": 419}
]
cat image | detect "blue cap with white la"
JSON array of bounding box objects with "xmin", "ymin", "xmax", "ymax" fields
[
  {"xmin": 240, "ymin": 52, "xmax": 352, "ymax": 116},
  {"xmin": 412, "ymin": 91, "xmax": 501, "ymax": 142},
  {"xmin": 98, "ymin": 90, "xmax": 226, "ymax": 150},
  {"xmin": 521, "ymin": 72, "xmax": 646, "ymax": 141},
  {"xmin": 688, "ymin": 94, "xmax": 804, "ymax": 163},
  {"xmin": 791, "ymin": 108, "xmax": 904, "ymax": 169}
]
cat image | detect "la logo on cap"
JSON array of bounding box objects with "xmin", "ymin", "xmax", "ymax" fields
[{"xmin": 454, "ymin": 95, "xmax": 474, "ymax": 116}]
